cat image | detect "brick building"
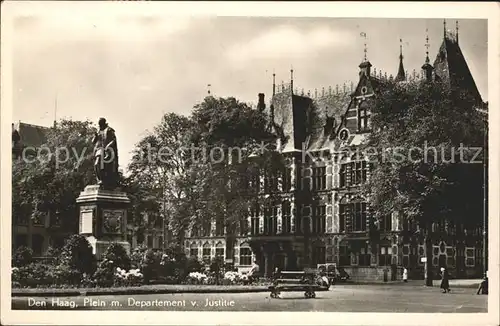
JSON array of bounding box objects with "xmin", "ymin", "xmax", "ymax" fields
[{"xmin": 184, "ymin": 27, "xmax": 486, "ymax": 281}]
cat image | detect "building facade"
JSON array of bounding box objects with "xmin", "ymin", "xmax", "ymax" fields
[
  {"xmin": 12, "ymin": 121, "xmax": 75, "ymax": 255},
  {"xmin": 184, "ymin": 28, "xmax": 486, "ymax": 281}
]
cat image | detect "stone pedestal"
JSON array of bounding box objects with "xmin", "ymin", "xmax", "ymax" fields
[{"xmin": 76, "ymin": 185, "xmax": 131, "ymax": 260}]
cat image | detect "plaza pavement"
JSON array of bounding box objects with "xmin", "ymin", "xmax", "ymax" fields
[{"xmin": 12, "ymin": 283, "xmax": 487, "ymax": 312}]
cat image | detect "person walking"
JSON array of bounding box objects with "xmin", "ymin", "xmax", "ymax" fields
[
  {"xmin": 440, "ymin": 267, "xmax": 450, "ymax": 293},
  {"xmin": 476, "ymin": 272, "xmax": 488, "ymax": 295},
  {"xmin": 402, "ymin": 267, "xmax": 408, "ymax": 283}
]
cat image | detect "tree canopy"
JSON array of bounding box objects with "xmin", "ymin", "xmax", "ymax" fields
[
  {"xmin": 12, "ymin": 120, "xmax": 97, "ymax": 231},
  {"xmin": 363, "ymin": 80, "xmax": 487, "ymax": 230}
]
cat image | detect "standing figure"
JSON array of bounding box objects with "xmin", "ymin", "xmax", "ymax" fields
[
  {"xmin": 402, "ymin": 267, "xmax": 408, "ymax": 283},
  {"xmin": 440, "ymin": 267, "xmax": 450, "ymax": 293},
  {"xmin": 92, "ymin": 118, "xmax": 119, "ymax": 188},
  {"xmin": 476, "ymin": 272, "xmax": 488, "ymax": 295}
]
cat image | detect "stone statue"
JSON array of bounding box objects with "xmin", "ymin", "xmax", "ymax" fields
[{"xmin": 92, "ymin": 118, "xmax": 119, "ymax": 188}]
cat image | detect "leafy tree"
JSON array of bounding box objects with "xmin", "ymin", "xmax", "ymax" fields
[
  {"xmin": 188, "ymin": 96, "xmax": 284, "ymax": 264},
  {"xmin": 12, "ymin": 119, "xmax": 97, "ymax": 234},
  {"xmin": 126, "ymin": 113, "xmax": 194, "ymax": 247},
  {"xmin": 127, "ymin": 97, "xmax": 284, "ymax": 265},
  {"xmin": 363, "ymin": 80, "xmax": 487, "ymax": 285}
]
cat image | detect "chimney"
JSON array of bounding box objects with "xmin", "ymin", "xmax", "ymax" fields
[{"xmin": 257, "ymin": 93, "xmax": 266, "ymax": 111}]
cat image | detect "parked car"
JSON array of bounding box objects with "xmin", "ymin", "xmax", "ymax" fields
[{"xmin": 317, "ymin": 263, "xmax": 350, "ymax": 285}]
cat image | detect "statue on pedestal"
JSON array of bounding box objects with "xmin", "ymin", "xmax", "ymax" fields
[{"xmin": 92, "ymin": 118, "xmax": 119, "ymax": 188}]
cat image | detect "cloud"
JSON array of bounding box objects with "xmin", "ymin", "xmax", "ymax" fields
[{"xmin": 225, "ymin": 25, "xmax": 356, "ymax": 65}]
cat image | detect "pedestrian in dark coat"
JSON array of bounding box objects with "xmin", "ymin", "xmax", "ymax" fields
[{"xmin": 440, "ymin": 267, "xmax": 450, "ymax": 293}]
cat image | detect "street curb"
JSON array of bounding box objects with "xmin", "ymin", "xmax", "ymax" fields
[
  {"xmin": 11, "ymin": 287, "xmax": 270, "ymax": 297},
  {"xmin": 346, "ymin": 281, "xmax": 480, "ymax": 288}
]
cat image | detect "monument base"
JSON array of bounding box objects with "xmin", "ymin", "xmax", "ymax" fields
[
  {"xmin": 85, "ymin": 236, "xmax": 131, "ymax": 261},
  {"xmin": 76, "ymin": 185, "xmax": 131, "ymax": 260}
]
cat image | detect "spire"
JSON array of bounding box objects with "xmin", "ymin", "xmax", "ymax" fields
[
  {"xmin": 456, "ymin": 20, "xmax": 459, "ymax": 44},
  {"xmin": 443, "ymin": 19, "xmax": 446, "ymax": 38},
  {"xmin": 358, "ymin": 32, "xmax": 372, "ymax": 77},
  {"xmin": 422, "ymin": 29, "xmax": 433, "ymax": 82},
  {"xmin": 290, "ymin": 66, "xmax": 294, "ymax": 94},
  {"xmin": 207, "ymin": 84, "xmax": 211, "ymax": 95},
  {"xmin": 395, "ymin": 38, "xmax": 406, "ymax": 82}
]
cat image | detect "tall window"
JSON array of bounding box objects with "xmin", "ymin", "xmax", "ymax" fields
[
  {"xmin": 202, "ymin": 243, "xmax": 211, "ymax": 263},
  {"xmin": 379, "ymin": 246, "xmax": 392, "ymax": 266},
  {"xmin": 379, "ymin": 214, "xmax": 392, "ymax": 232},
  {"xmin": 339, "ymin": 243, "xmax": 350, "ymax": 266},
  {"xmin": 191, "ymin": 225, "xmax": 199, "ymax": 238},
  {"xmin": 215, "ymin": 242, "xmax": 224, "ymax": 259},
  {"xmin": 312, "ymin": 205, "xmax": 326, "ymax": 234},
  {"xmin": 339, "ymin": 204, "xmax": 349, "ymax": 232},
  {"xmin": 240, "ymin": 243, "xmax": 252, "ymax": 266},
  {"xmin": 264, "ymin": 206, "xmax": 278, "ymax": 235},
  {"xmin": 250, "ymin": 204, "xmax": 260, "ymax": 235},
  {"xmin": 357, "ymin": 101, "xmax": 370, "ymax": 131},
  {"xmin": 312, "ymin": 167, "xmax": 327, "ymax": 190},
  {"xmin": 359, "ymin": 244, "xmax": 371, "ymax": 266},
  {"xmin": 249, "ymin": 168, "xmax": 260, "ymax": 194},
  {"xmin": 353, "ymin": 202, "xmax": 367, "ymax": 232},
  {"xmin": 264, "ymin": 172, "xmax": 278, "ymax": 193},
  {"xmin": 282, "ymin": 168, "xmax": 292, "ymax": 192},
  {"xmin": 202, "ymin": 220, "xmax": 211, "ymax": 237},
  {"xmin": 190, "ymin": 243, "xmax": 199, "ymax": 260},
  {"xmin": 340, "ymin": 161, "xmax": 369, "ymax": 187},
  {"xmin": 215, "ymin": 217, "xmax": 224, "ymax": 236},
  {"xmin": 282, "ymin": 201, "xmax": 292, "ymax": 234}
]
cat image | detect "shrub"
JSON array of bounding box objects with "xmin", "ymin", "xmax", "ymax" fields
[
  {"xmin": 114, "ymin": 267, "xmax": 143, "ymax": 287},
  {"xmin": 102, "ymin": 243, "xmax": 131, "ymax": 270},
  {"xmin": 185, "ymin": 257, "xmax": 203, "ymax": 275},
  {"xmin": 130, "ymin": 245, "xmax": 148, "ymax": 269},
  {"xmin": 186, "ymin": 272, "xmax": 208, "ymax": 285},
  {"xmin": 59, "ymin": 235, "xmax": 96, "ymax": 275},
  {"xmin": 93, "ymin": 259, "xmax": 116, "ymax": 288},
  {"xmin": 45, "ymin": 246, "xmax": 62, "ymax": 265},
  {"xmin": 13, "ymin": 246, "xmax": 33, "ymax": 267}
]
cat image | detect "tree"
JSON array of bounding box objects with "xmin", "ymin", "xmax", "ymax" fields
[
  {"xmin": 189, "ymin": 96, "xmax": 284, "ymax": 265},
  {"xmin": 363, "ymin": 81, "xmax": 486, "ymax": 286},
  {"xmin": 12, "ymin": 119, "xmax": 97, "ymax": 237},
  {"xmin": 126, "ymin": 113, "xmax": 195, "ymax": 247},
  {"xmin": 127, "ymin": 96, "xmax": 284, "ymax": 266}
]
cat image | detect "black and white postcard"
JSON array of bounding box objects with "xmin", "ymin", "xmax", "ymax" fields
[{"xmin": 1, "ymin": 2, "xmax": 498, "ymax": 326}]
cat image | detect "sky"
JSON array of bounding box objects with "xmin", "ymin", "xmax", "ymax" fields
[{"xmin": 11, "ymin": 16, "xmax": 488, "ymax": 171}]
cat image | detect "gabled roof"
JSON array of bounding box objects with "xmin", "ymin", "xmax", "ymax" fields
[
  {"xmin": 13, "ymin": 122, "xmax": 50, "ymax": 148},
  {"xmin": 307, "ymin": 92, "xmax": 352, "ymax": 151},
  {"xmin": 433, "ymin": 34, "xmax": 482, "ymax": 102}
]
